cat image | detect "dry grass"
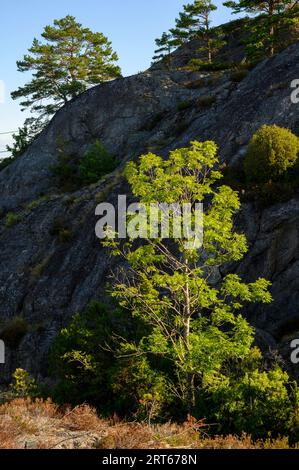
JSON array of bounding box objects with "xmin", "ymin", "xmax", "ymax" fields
[{"xmin": 0, "ymin": 398, "xmax": 295, "ymax": 449}]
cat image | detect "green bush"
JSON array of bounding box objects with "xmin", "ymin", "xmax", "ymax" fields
[
  {"xmin": 51, "ymin": 139, "xmax": 116, "ymax": 190},
  {"xmin": 110, "ymin": 355, "xmax": 169, "ymax": 422},
  {"xmin": 0, "ymin": 157, "xmax": 15, "ymax": 172},
  {"xmin": 79, "ymin": 140, "xmax": 116, "ymax": 185},
  {"xmin": 230, "ymin": 69, "xmax": 248, "ymax": 82},
  {"xmin": 5, "ymin": 212, "xmax": 22, "ymax": 228},
  {"xmin": 177, "ymin": 100, "xmax": 193, "ymax": 112},
  {"xmin": 30, "ymin": 256, "xmax": 50, "ymax": 278},
  {"xmin": 7, "ymin": 369, "xmax": 38, "ymax": 399},
  {"xmin": 211, "ymin": 369, "xmax": 293, "ymax": 438},
  {"xmin": 196, "ymin": 95, "xmax": 216, "ymax": 109},
  {"xmin": 51, "ymin": 156, "xmax": 74, "ymax": 181},
  {"xmin": 49, "ymin": 299, "xmax": 299, "ymax": 435},
  {"xmin": 49, "ymin": 217, "xmax": 72, "ymax": 243},
  {"xmin": 50, "ymin": 152, "xmax": 78, "ymax": 191},
  {"xmin": 184, "ymin": 79, "xmax": 205, "ymax": 89},
  {"xmin": 195, "ymin": 348, "xmax": 299, "ymax": 440},
  {"xmin": 244, "ymin": 125, "xmax": 299, "ymax": 183},
  {"xmin": 49, "ymin": 301, "xmax": 145, "ymax": 412},
  {"xmin": 140, "ymin": 112, "xmax": 166, "ymax": 132},
  {"xmin": 188, "ymin": 59, "xmax": 235, "ymax": 71}
]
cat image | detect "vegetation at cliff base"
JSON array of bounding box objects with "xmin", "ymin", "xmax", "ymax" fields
[{"xmin": 47, "ymin": 141, "xmax": 299, "ymax": 442}]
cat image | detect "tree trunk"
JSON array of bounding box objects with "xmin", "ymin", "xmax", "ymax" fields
[
  {"xmin": 270, "ymin": 25, "xmax": 275, "ymax": 56},
  {"xmin": 207, "ymin": 39, "xmax": 212, "ymax": 64},
  {"xmin": 183, "ymin": 267, "xmax": 195, "ymax": 414},
  {"xmin": 205, "ymin": 15, "xmax": 212, "ymax": 64},
  {"xmin": 269, "ymin": 1, "xmax": 275, "ymax": 56}
]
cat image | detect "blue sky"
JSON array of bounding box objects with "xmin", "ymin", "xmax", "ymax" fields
[{"xmin": 0, "ymin": 0, "xmax": 238, "ymax": 155}]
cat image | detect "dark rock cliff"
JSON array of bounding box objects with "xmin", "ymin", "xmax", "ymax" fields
[{"xmin": 0, "ymin": 39, "xmax": 299, "ymax": 381}]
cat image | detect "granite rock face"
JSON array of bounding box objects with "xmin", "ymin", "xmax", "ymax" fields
[{"xmin": 0, "ymin": 41, "xmax": 299, "ymax": 380}]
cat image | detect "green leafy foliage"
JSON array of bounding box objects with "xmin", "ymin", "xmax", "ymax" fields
[
  {"xmin": 51, "ymin": 140, "xmax": 116, "ymax": 190},
  {"xmin": 230, "ymin": 69, "xmax": 248, "ymax": 82},
  {"xmin": 0, "ymin": 369, "xmax": 40, "ymax": 403},
  {"xmin": 0, "ymin": 157, "xmax": 16, "ymax": 172},
  {"xmin": 7, "ymin": 369, "xmax": 39, "ymax": 399},
  {"xmin": 187, "ymin": 59, "xmax": 234, "ymax": 71},
  {"xmin": 153, "ymin": 1, "xmax": 225, "ymax": 66},
  {"xmin": 197, "ymin": 347, "xmax": 299, "ymax": 438},
  {"xmin": 50, "ymin": 144, "xmax": 78, "ymax": 191},
  {"xmin": 244, "ymin": 125, "xmax": 299, "ymax": 183},
  {"xmin": 4, "ymin": 212, "xmax": 22, "ymax": 228},
  {"xmin": 49, "ymin": 301, "xmax": 115, "ymax": 408},
  {"xmin": 6, "ymin": 122, "xmax": 40, "ymax": 158},
  {"xmin": 171, "ymin": 0, "xmax": 222, "ymax": 63},
  {"xmin": 224, "ymin": 1, "xmax": 299, "ymax": 58},
  {"xmin": 102, "ymin": 140, "xmax": 289, "ymax": 433},
  {"xmin": 49, "ymin": 301, "xmax": 152, "ymax": 416},
  {"xmin": 50, "ymin": 141, "xmax": 299, "ymax": 437},
  {"xmin": 111, "ymin": 355, "xmax": 170, "ymax": 423},
  {"xmin": 222, "ymin": 126, "xmax": 299, "ymax": 207},
  {"xmin": 49, "ymin": 218, "xmax": 72, "ymax": 243},
  {"xmin": 152, "ymin": 32, "xmax": 178, "ymax": 67},
  {"xmin": 79, "ymin": 140, "xmax": 116, "ymax": 185},
  {"xmin": 9, "ymin": 15, "xmax": 121, "ymax": 154}
]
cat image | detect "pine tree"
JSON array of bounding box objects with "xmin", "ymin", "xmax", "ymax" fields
[
  {"xmin": 6, "ymin": 122, "xmax": 37, "ymax": 158},
  {"xmin": 224, "ymin": 0, "xmax": 298, "ymax": 57},
  {"xmin": 152, "ymin": 32, "xmax": 178, "ymax": 67},
  {"xmin": 9, "ymin": 15, "xmax": 121, "ymax": 156},
  {"xmin": 171, "ymin": 0, "xmax": 219, "ymax": 62}
]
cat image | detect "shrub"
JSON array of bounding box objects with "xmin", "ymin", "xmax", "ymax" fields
[
  {"xmin": 255, "ymin": 180, "xmax": 299, "ymax": 207},
  {"xmin": 49, "ymin": 301, "xmax": 139, "ymax": 412},
  {"xmin": 79, "ymin": 140, "xmax": 116, "ymax": 185},
  {"xmin": 221, "ymin": 158, "xmax": 299, "ymax": 208},
  {"xmin": 210, "ymin": 368, "xmax": 293, "ymax": 438},
  {"xmin": 244, "ymin": 125, "xmax": 299, "ymax": 183},
  {"xmin": 195, "ymin": 348, "xmax": 299, "ymax": 440},
  {"xmin": 196, "ymin": 95, "xmax": 216, "ymax": 109},
  {"xmin": 0, "ymin": 157, "xmax": 15, "ymax": 172},
  {"xmin": 188, "ymin": 59, "xmax": 234, "ymax": 71},
  {"xmin": 0, "ymin": 317, "xmax": 28, "ymax": 349},
  {"xmin": 140, "ymin": 112, "xmax": 166, "ymax": 132},
  {"xmin": 4, "ymin": 212, "xmax": 22, "ymax": 228},
  {"xmin": 30, "ymin": 256, "xmax": 51, "ymax": 278},
  {"xmin": 230, "ymin": 69, "xmax": 248, "ymax": 82},
  {"xmin": 49, "ymin": 299, "xmax": 299, "ymax": 437},
  {"xmin": 110, "ymin": 355, "xmax": 169, "ymax": 423},
  {"xmin": 172, "ymin": 121, "xmax": 189, "ymax": 137},
  {"xmin": 50, "ymin": 151, "xmax": 78, "ymax": 191},
  {"xmin": 266, "ymin": 81, "xmax": 289, "ymax": 97},
  {"xmin": 221, "ymin": 162, "xmax": 247, "ymax": 190},
  {"xmin": 49, "ymin": 218, "xmax": 72, "ymax": 243},
  {"xmin": 177, "ymin": 100, "xmax": 193, "ymax": 112},
  {"xmin": 57, "ymin": 228, "xmax": 72, "ymax": 243},
  {"xmin": 7, "ymin": 369, "xmax": 38, "ymax": 399},
  {"xmin": 184, "ymin": 79, "xmax": 205, "ymax": 89}
]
